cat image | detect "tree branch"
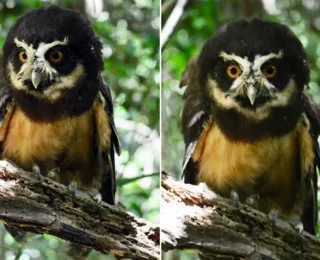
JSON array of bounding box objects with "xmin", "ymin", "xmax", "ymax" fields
[
  {"xmin": 161, "ymin": 172, "xmax": 320, "ymax": 260},
  {"xmin": 0, "ymin": 160, "xmax": 160, "ymax": 260},
  {"xmin": 117, "ymin": 172, "xmax": 159, "ymax": 186},
  {"xmin": 161, "ymin": 0, "xmax": 189, "ymax": 51}
]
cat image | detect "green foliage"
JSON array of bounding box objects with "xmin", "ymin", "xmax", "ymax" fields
[{"xmin": 0, "ymin": 0, "xmax": 159, "ymax": 259}]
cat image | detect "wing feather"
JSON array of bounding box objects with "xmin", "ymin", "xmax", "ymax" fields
[
  {"xmin": 0, "ymin": 50, "xmax": 13, "ymax": 147},
  {"xmin": 180, "ymin": 56, "xmax": 211, "ymax": 183},
  {"xmin": 98, "ymin": 79, "xmax": 120, "ymax": 204},
  {"xmin": 302, "ymin": 93, "xmax": 319, "ymax": 234}
]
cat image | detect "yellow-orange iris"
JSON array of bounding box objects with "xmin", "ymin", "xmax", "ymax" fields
[
  {"xmin": 48, "ymin": 50, "xmax": 64, "ymax": 63},
  {"xmin": 18, "ymin": 50, "xmax": 27, "ymax": 63},
  {"xmin": 226, "ymin": 64, "xmax": 242, "ymax": 79},
  {"xmin": 262, "ymin": 64, "xmax": 277, "ymax": 78}
]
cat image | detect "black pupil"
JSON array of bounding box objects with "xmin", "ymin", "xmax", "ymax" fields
[
  {"xmin": 230, "ymin": 67, "xmax": 238, "ymax": 75},
  {"xmin": 266, "ymin": 66, "xmax": 274, "ymax": 75},
  {"xmin": 22, "ymin": 53, "xmax": 27, "ymax": 60},
  {"xmin": 52, "ymin": 52, "xmax": 60, "ymax": 60}
]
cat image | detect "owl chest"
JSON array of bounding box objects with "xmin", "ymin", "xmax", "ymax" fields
[
  {"xmin": 2, "ymin": 107, "xmax": 95, "ymax": 172},
  {"xmin": 193, "ymin": 123, "xmax": 299, "ymax": 198}
]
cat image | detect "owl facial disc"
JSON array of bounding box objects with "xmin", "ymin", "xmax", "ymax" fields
[
  {"xmin": 219, "ymin": 51, "xmax": 283, "ymax": 106},
  {"xmin": 14, "ymin": 38, "xmax": 69, "ymax": 89}
]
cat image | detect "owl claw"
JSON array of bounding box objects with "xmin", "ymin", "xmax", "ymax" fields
[
  {"xmin": 69, "ymin": 181, "xmax": 77, "ymax": 199},
  {"xmin": 269, "ymin": 209, "xmax": 278, "ymax": 230},
  {"xmin": 245, "ymin": 193, "xmax": 259, "ymax": 208},
  {"xmin": 32, "ymin": 164, "xmax": 41, "ymax": 181},
  {"xmin": 5, "ymin": 159, "xmax": 42, "ymax": 182},
  {"xmin": 230, "ymin": 190, "xmax": 239, "ymax": 209},
  {"xmin": 269, "ymin": 210, "xmax": 303, "ymax": 234},
  {"xmin": 93, "ymin": 193, "xmax": 102, "ymax": 205},
  {"xmin": 292, "ymin": 221, "xmax": 304, "ymax": 234},
  {"xmin": 47, "ymin": 167, "xmax": 60, "ymax": 180}
]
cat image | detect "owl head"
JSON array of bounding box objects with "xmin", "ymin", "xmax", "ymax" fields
[
  {"xmin": 198, "ymin": 18, "xmax": 309, "ymax": 120},
  {"xmin": 2, "ymin": 6, "xmax": 103, "ymax": 102}
]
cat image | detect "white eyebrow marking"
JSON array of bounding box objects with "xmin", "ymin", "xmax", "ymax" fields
[
  {"xmin": 219, "ymin": 52, "xmax": 251, "ymax": 75},
  {"xmin": 14, "ymin": 38, "xmax": 35, "ymax": 75},
  {"xmin": 36, "ymin": 37, "xmax": 69, "ymax": 57},
  {"xmin": 14, "ymin": 38, "xmax": 32, "ymax": 51},
  {"xmin": 252, "ymin": 51, "xmax": 283, "ymax": 71}
]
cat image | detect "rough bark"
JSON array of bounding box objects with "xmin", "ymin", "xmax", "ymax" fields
[
  {"xmin": 0, "ymin": 160, "xmax": 160, "ymax": 260},
  {"xmin": 161, "ymin": 172, "xmax": 320, "ymax": 260}
]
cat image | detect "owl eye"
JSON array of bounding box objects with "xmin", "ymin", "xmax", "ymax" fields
[
  {"xmin": 262, "ymin": 64, "xmax": 277, "ymax": 78},
  {"xmin": 226, "ymin": 64, "xmax": 242, "ymax": 79},
  {"xmin": 18, "ymin": 50, "xmax": 27, "ymax": 63},
  {"xmin": 48, "ymin": 50, "xmax": 64, "ymax": 63}
]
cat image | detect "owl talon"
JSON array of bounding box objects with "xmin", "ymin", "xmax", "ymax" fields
[
  {"xmin": 230, "ymin": 190, "xmax": 239, "ymax": 209},
  {"xmin": 288, "ymin": 221, "xmax": 304, "ymax": 234},
  {"xmin": 245, "ymin": 193, "xmax": 259, "ymax": 208},
  {"xmin": 93, "ymin": 193, "xmax": 102, "ymax": 205},
  {"xmin": 293, "ymin": 222, "xmax": 304, "ymax": 234},
  {"xmin": 69, "ymin": 181, "xmax": 77, "ymax": 199},
  {"xmin": 47, "ymin": 167, "xmax": 60, "ymax": 180},
  {"xmin": 32, "ymin": 164, "xmax": 41, "ymax": 181},
  {"xmin": 269, "ymin": 209, "xmax": 278, "ymax": 230}
]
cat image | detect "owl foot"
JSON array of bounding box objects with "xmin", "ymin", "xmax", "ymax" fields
[
  {"xmin": 69, "ymin": 181, "xmax": 77, "ymax": 199},
  {"xmin": 245, "ymin": 193, "xmax": 260, "ymax": 208},
  {"xmin": 93, "ymin": 193, "xmax": 102, "ymax": 205},
  {"xmin": 32, "ymin": 164, "xmax": 41, "ymax": 181},
  {"xmin": 269, "ymin": 210, "xmax": 303, "ymax": 234},
  {"xmin": 287, "ymin": 220, "xmax": 304, "ymax": 234},
  {"xmin": 268, "ymin": 209, "xmax": 278, "ymax": 230},
  {"xmin": 4, "ymin": 159, "xmax": 42, "ymax": 182},
  {"xmin": 83, "ymin": 190, "xmax": 102, "ymax": 205},
  {"xmin": 230, "ymin": 190, "xmax": 239, "ymax": 209},
  {"xmin": 293, "ymin": 221, "xmax": 304, "ymax": 234},
  {"xmin": 47, "ymin": 167, "xmax": 60, "ymax": 180}
]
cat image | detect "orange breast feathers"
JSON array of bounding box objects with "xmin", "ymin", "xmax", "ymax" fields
[
  {"xmin": 0, "ymin": 98, "xmax": 112, "ymax": 189},
  {"xmin": 192, "ymin": 115, "xmax": 314, "ymax": 218}
]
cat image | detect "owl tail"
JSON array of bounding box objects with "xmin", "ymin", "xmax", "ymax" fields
[
  {"xmin": 66, "ymin": 242, "xmax": 92, "ymax": 260},
  {"xmin": 5, "ymin": 225, "xmax": 28, "ymax": 243}
]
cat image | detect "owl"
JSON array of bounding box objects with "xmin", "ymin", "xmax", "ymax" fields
[
  {"xmin": 0, "ymin": 5, "xmax": 120, "ymax": 259},
  {"xmin": 181, "ymin": 18, "xmax": 319, "ymax": 234}
]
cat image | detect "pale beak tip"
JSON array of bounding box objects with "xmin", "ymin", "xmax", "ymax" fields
[
  {"xmin": 32, "ymin": 82, "xmax": 39, "ymax": 89},
  {"xmin": 249, "ymin": 97, "xmax": 255, "ymax": 105},
  {"xmin": 31, "ymin": 71, "xmax": 41, "ymax": 89},
  {"xmin": 247, "ymin": 85, "xmax": 257, "ymax": 106}
]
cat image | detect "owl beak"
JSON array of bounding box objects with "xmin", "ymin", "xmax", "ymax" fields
[
  {"xmin": 31, "ymin": 70, "xmax": 41, "ymax": 89},
  {"xmin": 246, "ymin": 85, "xmax": 257, "ymax": 105}
]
